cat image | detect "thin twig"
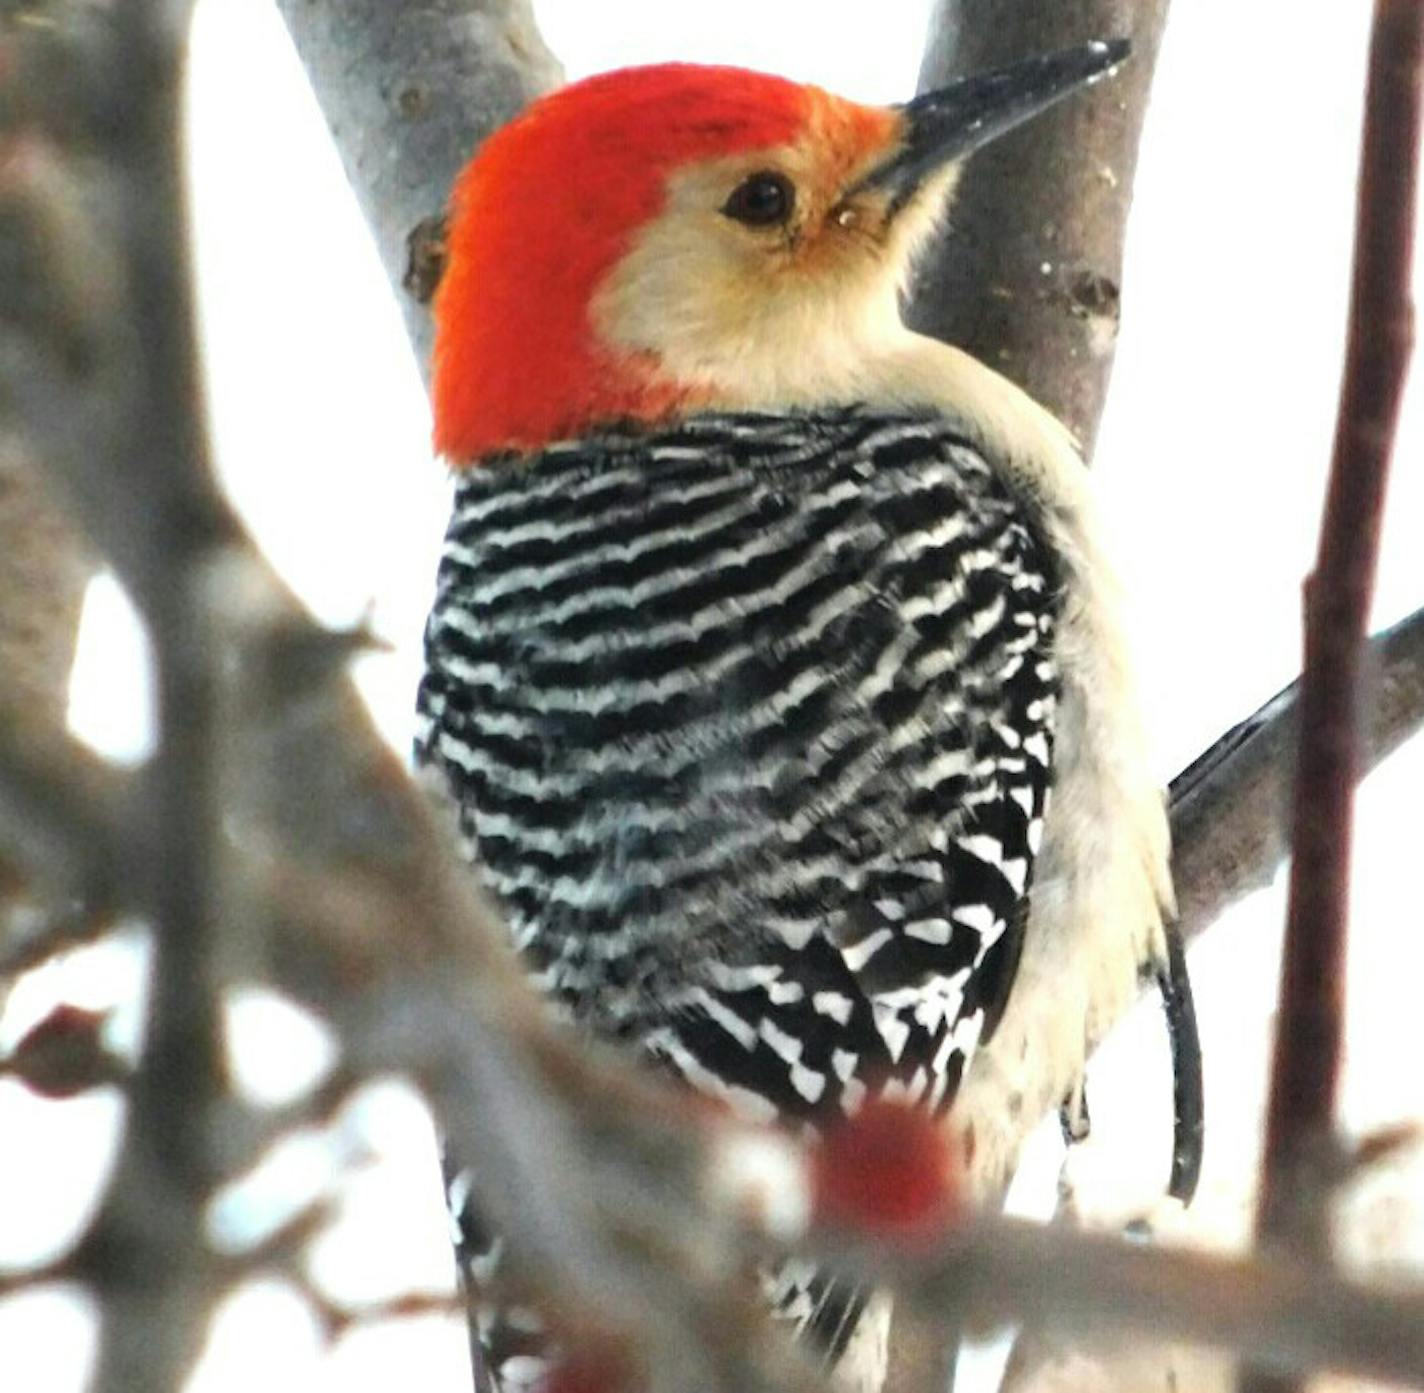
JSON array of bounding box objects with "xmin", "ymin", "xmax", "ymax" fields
[{"xmin": 1256, "ymin": 0, "xmax": 1421, "ymax": 1258}]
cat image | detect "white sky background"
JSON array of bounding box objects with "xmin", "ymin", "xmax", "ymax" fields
[{"xmin": 4, "ymin": 1, "xmax": 1424, "ymax": 1391}]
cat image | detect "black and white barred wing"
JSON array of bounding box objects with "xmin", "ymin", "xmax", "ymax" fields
[{"xmin": 416, "ymin": 410, "xmax": 1058, "ymax": 1127}]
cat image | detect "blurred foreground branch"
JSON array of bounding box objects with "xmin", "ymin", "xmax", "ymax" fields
[
  {"xmin": 0, "ymin": 8, "xmax": 99, "ymax": 893},
  {"xmin": 0, "ymin": 2, "xmax": 233, "ymax": 1389}
]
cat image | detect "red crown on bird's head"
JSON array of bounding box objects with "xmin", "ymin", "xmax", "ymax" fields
[
  {"xmin": 433, "ymin": 44, "xmax": 1131, "ymax": 465},
  {"xmin": 432, "ymin": 64, "xmax": 895, "ymax": 464}
]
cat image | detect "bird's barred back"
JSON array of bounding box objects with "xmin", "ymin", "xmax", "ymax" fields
[{"xmin": 416, "ymin": 407, "xmax": 1060, "ymax": 1127}]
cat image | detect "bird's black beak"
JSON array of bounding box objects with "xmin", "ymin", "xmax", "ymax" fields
[{"xmin": 855, "ymin": 40, "xmax": 1130, "ymax": 208}]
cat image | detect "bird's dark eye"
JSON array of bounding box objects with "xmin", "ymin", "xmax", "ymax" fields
[{"xmin": 722, "ymin": 171, "xmax": 795, "ymax": 227}]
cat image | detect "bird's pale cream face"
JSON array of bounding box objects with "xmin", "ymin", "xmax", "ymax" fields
[{"xmin": 594, "ymin": 101, "xmax": 960, "ymax": 411}]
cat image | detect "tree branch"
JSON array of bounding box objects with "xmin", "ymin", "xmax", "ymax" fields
[
  {"xmin": 0, "ymin": 18, "xmax": 100, "ymax": 730},
  {"xmin": 0, "ymin": 4, "xmax": 232, "ymax": 1388},
  {"xmin": 908, "ymin": 0, "xmax": 1170, "ymax": 452},
  {"xmin": 867, "ymin": 1211, "xmax": 1424, "ymax": 1388},
  {"xmin": 1169, "ymin": 603, "xmax": 1424, "ymax": 946},
  {"xmin": 1256, "ymin": 0, "xmax": 1420, "ymax": 1266},
  {"xmin": 0, "ymin": 10, "xmax": 101, "ymax": 912},
  {"xmin": 1234, "ymin": 5, "xmax": 1424, "ymax": 1388},
  {"xmin": 272, "ymin": 0, "xmax": 562, "ymax": 374}
]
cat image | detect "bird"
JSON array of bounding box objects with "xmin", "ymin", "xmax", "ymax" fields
[{"xmin": 415, "ymin": 44, "xmax": 1173, "ymax": 1393}]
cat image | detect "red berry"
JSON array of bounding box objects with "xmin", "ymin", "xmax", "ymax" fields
[
  {"xmin": 541, "ymin": 1345, "xmax": 640, "ymax": 1393},
  {"xmin": 810, "ymin": 1099, "xmax": 964, "ymax": 1238}
]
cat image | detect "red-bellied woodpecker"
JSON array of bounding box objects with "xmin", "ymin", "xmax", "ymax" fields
[{"xmin": 416, "ymin": 45, "xmax": 1176, "ymax": 1392}]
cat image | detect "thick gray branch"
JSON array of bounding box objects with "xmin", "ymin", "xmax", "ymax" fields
[
  {"xmin": 908, "ymin": 0, "xmax": 1170, "ymax": 452},
  {"xmin": 1170, "ymin": 605, "xmax": 1424, "ymax": 945},
  {"xmin": 273, "ymin": 0, "xmax": 561, "ymax": 372}
]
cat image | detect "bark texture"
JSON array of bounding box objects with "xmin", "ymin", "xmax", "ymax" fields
[
  {"xmin": 908, "ymin": 0, "xmax": 1171, "ymax": 452},
  {"xmin": 273, "ymin": 0, "xmax": 562, "ymax": 373}
]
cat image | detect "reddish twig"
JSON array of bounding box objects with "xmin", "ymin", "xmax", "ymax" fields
[{"xmin": 1257, "ymin": 0, "xmax": 1422, "ymax": 1254}]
